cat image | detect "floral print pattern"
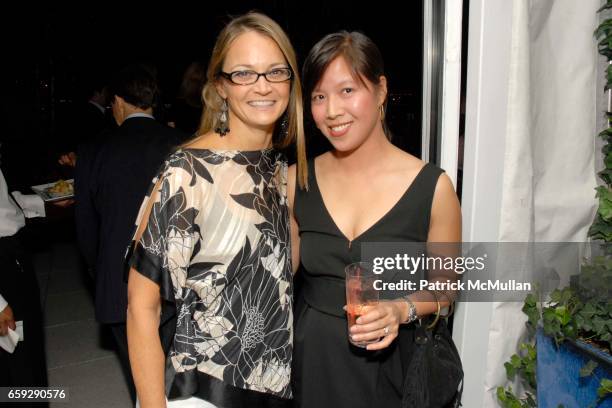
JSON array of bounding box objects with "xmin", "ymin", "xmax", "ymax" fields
[{"xmin": 127, "ymin": 148, "xmax": 292, "ymax": 398}]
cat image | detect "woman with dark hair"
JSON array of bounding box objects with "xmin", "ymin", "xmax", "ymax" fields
[
  {"xmin": 126, "ymin": 12, "xmax": 306, "ymax": 408},
  {"xmin": 287, "ymin": 31, "xmax": 462, "ymax": 407}
]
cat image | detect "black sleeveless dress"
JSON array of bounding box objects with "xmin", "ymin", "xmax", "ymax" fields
[{"xmin": 292, "ymin": 159, "xmax": 444, "ymax": 408}]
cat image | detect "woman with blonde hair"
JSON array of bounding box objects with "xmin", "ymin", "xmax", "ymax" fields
[{"xmin": 126, "ymin": 12, "xmax": 306, "ymax": 408}]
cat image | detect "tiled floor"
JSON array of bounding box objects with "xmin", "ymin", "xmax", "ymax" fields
[{"xmin": 36, "ymin": 242, "xmax": 133, "ymax": 408}]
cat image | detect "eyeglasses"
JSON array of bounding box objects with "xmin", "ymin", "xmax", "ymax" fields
[{"xmin": 218, "ymin": 68, "xmax": 292, "ymax": 85}]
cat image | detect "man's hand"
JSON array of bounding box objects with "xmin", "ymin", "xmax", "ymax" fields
[
  {"xmin": 0, "ymin": 304, "xmax": 16, "ymax": 336},
  {"xmin": 51, "ymin": 198, "xmax": 75, "ymax": 208},
  {"xmin": 58, "ymin": 152, "xmax": 77, "ymax": 167}
]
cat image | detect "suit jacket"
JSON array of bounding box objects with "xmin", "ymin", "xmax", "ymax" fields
[
  {"xmin": 57, "ymin": 101, "xmax": 113, "ymax": 155},
  {"xmin": 75, "ymin": 116, "xmax": 187, "ymax": 323},
  {"xmin": 80, "ymin": 102, "xmax": 110, "ymax": 140}
]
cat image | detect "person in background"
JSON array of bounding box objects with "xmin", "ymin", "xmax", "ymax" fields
[
  {"xmin": 0, "ymin": 168, "xmax": 48, "ymax": 407},
  {"xmin": 126, "ymin": 12, "xmax": 306, "ymax": 408},
  {"xmin": 58, "ymin": 75, "xmax": 114, "ymax": 168},
  {"xmin": 288, "ymin": 31, "xmax": 462, "ymax": 407},
  {"xmin": 74, "ymin": 64, "xmax": 186, "ymax": 403},
  {"xmin": 167, "ymin": 62, "xmax": 207, "ymax": 136}
]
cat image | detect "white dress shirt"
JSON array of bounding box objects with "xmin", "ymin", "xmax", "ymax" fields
[
  {"xmin": 125, "ymin": 112, "xmax": 154, "ymax": 120},
  {"xmin": 0, "ymin": 169, "xmax": 25, "ymax": 238},
  {"xmin": 88, "ymin": 100, "xmax": 106, "ymax": 115}
]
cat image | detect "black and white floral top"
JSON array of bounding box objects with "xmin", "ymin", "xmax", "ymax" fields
[{"xmin": 126, "ymin": 148, "xmax": 293, "ymax": 402}]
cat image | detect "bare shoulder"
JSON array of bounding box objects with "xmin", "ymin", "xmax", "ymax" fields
[
  {"xmin": 432, "ymin": 172, "xmax": 459, "ymax": 203},
  {"xmin": 390, "ymin": 147, "xmax": 458, "ymax": 210},
  {"xmin": 390, "ymin": 147, "xmax": 426, "ymax": 176},
  {"xmin": 312, "ymin": 151, "xmax": 334, "ymax": 175},
  {"xmin": 182, "ymin": 132, "xmax": 218, "ymax": 149},
  {"xmin": 428, "ymin": 171, "xmax": 461, "ymax": 241}
]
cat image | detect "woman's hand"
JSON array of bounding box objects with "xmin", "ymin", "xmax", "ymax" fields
[{"xmin": 348, "ymin": 300, "xmax": 407, "ymax": 351}]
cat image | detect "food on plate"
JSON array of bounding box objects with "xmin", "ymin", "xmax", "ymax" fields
[{"xmin": 46, "ymin": 179, "xmax": 74, "ymax": 195}]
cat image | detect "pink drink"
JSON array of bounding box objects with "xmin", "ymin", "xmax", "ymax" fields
[{"xmin": 345, "ymin": 262, "xmax": 379, "ymax": 348}]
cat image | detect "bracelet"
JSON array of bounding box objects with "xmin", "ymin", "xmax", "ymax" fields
[
  {"xmin": 401, "ymin": 296, "xmax": 418, "ymax": 324},
  {"xmin": 434, "ymin": 289, "xmax": 455, "ymax": 318},
  {"xmin": 425, "ymin": 289, "xmax": 441, "ymax": 330}
]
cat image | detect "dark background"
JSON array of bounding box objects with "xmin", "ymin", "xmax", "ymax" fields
[{"xmin": 0, "ymin": 1, "xmax": 423, "ymax": 191}]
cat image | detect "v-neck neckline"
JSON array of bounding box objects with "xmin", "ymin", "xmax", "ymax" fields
[{"xmin": 311, "ymin": 159, "xmax": 429, "ymax": 247}]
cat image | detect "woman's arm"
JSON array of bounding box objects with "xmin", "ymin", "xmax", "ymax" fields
[
  {"xmin": 126, "ymin": 179, "xmax": 168, "ymax": 408},
  {"xmin": 287, "ymin": 164, "xmax": 300, "ymax": 275},
  {"xmin": 127, "ymin": 270, "xmax": 166, "ymax": 408},
  {"xmin": 403, "ymin": 172, "xmax": 462, "ymax": 318}
]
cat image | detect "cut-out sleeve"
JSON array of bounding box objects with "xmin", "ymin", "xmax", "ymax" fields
[{"xmin": 125, "ymin": 157, "xmax": 199, "ymax": 302}]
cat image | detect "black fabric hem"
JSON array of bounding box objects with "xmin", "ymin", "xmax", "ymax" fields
[
  {"xmin": 128, "ymin": 242, "xmax": 175, "ymax": 302},
  {"xmin": 169, "ymin": 370, "xmax": 291, "ymax": 408}
]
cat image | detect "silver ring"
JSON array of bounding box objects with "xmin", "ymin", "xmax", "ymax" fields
[{"xmin": 383, "ymin": 326, "xmax": 389, "ymax": 336}]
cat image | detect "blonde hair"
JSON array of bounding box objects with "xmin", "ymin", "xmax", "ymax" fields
[{"xmin": 197, "ymin": 12, "xmax": 307, "ymax": 189}]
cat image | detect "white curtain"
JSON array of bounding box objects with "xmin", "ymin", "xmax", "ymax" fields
[{"xmin": 483, "ymin": 0, "xmax": 600, "ymax": 405}]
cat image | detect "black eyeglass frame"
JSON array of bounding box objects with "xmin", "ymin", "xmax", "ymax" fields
[{"xmin": 217, "ymin": 68, "xmax": 293, "ymax": 85}]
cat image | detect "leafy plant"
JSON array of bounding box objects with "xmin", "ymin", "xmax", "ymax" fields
[
  {"xmin": 497, "ymin": 273, "xmax": 611, "ymax": 407},
  {"xmin": 579, "ymin": 360, "xmax": 612, "ymax": 407},
  {"xmin": 497, "ymin": 3, "xmax": 612, "ymax": 406},
  {"xmin": 599, "ymin": 378, "xmax": 612, "ymax": 399},
  {"xmin": 593, "ymin": 0, "xmax": 612, "ymax": 244},
  {"xmin": 496, "ymin": 386, "xmax": 536, "ymax": 408},
  {"xmin": 541, "ymin": 287, "xmax": 580, "ymax": 346},
  {"xmin": 535, "ymin": 257, "xmax": 612, "ymax": 354},
  {"xmin": 587, "ymin": 5, "xmax": 612, "ymax": 397},
  {"xmin": 496, "ymin": 294, "xmax": 539, "ymax": 407},
  {"xmin": 522, "ymin": 293, "xmax": 540, "ymax": 334}
]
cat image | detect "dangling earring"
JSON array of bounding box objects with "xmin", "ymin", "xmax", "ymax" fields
[
  {"xmin": 216, "ymin": 99, "xmax": 230, "ymax": 137},
  {"xmin": 379, "ymin": 104, "xmax": 386, "ymax": 122}
]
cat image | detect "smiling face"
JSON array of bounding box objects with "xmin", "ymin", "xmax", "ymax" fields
[
  {"xmin": 215, "ymin": 30, "xmax": 291, "ymax": 136},
  {"xmin": 310, "ymin": 56, "xmax": 387, "ymax": 153}
]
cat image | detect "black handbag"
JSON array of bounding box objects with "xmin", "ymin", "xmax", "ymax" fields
[{"xmin": 401, "ymin": 315, "xmax": 464, "ymax": 408}]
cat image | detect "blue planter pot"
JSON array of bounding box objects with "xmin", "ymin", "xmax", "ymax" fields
[{"xmin": 537, "ymin": 328, "xmax": 612, "ymax": 407}]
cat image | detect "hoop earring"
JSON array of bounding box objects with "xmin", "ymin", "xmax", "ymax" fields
[{"xmin": 215, "ymin": 99, "xmax": 230, "ymax": 137}]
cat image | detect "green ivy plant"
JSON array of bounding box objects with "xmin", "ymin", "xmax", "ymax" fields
[
  {"xmin": 592, "ymin": 0, "xmax": 612, "ymax": 243},
  {"xmin": 586, "ymin": 1, "xmax": 612, "ymax": 402},
  {"xmin": 496, "ymin": 295, "xmax": 538, "ymax": 408},
  {"xmin": 498, "ymin": 3, "xmax": 612, "ymax": 405},
  {"xmin": 498, "ymin": 282, "xmax": 611, "ymax": 407}
]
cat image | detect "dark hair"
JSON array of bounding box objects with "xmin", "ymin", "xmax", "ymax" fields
[
  {"xmin": 178, "ymin": 62, "xmax": 206, "ymax": 108},
  {"xmin": 109, "ymin": 64, "xmax": 159, "ymax": 110},
  {"xmin": 84, "ymin": 75, "xmax": 107, "ymax": 98},
  {"xmin": 302, "ymin": 31, "xmax": 390, "ymax": 137}
]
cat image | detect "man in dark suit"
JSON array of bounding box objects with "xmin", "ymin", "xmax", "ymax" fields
[
  {"xmin": 77, "ymin": 80, "xmax": 112, "ymax": 139},
  {"xmin": 74, "ymin": 65, "xmax": 186, "ymax": 402},
  {"xmin": 57, "ymin": 77, "xmax": 115, "ymax": 168}
]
